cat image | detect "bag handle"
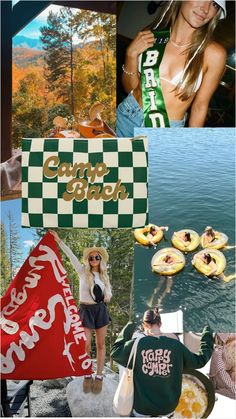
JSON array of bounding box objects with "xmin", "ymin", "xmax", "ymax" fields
[{"xmin": 126, "ymin": 337, "xmax": 142, "ymax": 372}]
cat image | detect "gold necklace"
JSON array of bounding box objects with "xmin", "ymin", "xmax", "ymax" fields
[
  {"xmin": 169, "ymin": 27, "xmax": 191, "ymax": 48},
  {"xmin": 170, "ymin": 38, "xmax": 191, "ymax": 48}
]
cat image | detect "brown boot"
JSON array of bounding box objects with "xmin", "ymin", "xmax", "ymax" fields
[
  {"xmin": 83, "ymin": 376, "xmax": 93, "ymax": 393},
  {"xmin": 92, "ymin": 376, "xmax": 103, "ymax": 394}
]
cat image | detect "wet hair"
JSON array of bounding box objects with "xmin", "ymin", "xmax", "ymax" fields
[
  {"xmin": 185, "ymin": 232, "xmax": 191, "ymax": 241},
  {"xmin": 164, "ymin": 254, "xmax": 171, "ymax": 263},
  {"xmin": 143, "ymin": 307, "xmax": 161, "ymax": 326},
  {"xmin": 150, "ymin": 1, "xmax": 222, "ymax": 100},
  {"xmin": 150, "ymin": 226, "xmax": 157, "ymax": 233},
  {"xmin": 206, "ymin": 228, "xmax": 215, "ymax": 238},
  {"xmin": 204, "ymin": 253, "xmax": 212, "ymax": 264}
]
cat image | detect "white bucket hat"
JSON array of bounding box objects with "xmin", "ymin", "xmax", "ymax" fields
[
  {"xmin": 215, "ymin": 0, "xmax": 227, "ymax": 19},
  {"xmin": 153, "ymin": 0, "xmax": 226, "ymax": 29}
]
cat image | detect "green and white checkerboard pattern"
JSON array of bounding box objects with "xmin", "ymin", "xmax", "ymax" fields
[{"xmin": 21, "ymin": 138, "xmax": 148, "ymax": 228}]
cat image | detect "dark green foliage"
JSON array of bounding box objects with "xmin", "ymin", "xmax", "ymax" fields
[
  {"xmin": 7, "ymin": 212, "xmax": 23, "ymax": 279},
  {"xmin": 47, "ymin": 104, "xmax": 71, "ymax": 125},
  {"xmin": 0, "ymin": 223, "xmax": 11, "ymax": 296},
  {"xmin": 40, "ymin": 9, "xmax": 76, "ymax": 113}
]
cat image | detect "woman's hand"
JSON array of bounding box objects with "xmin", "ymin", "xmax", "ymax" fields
[
  {"xmin": 126, "ymin": 30, "xmax": 155, "ymax": 59},
  {"xmin": 49, "ymin": 229, "xmax": 61, "ymax": 243},
  {"xmin": 192, "ymin": 255, "xmax": 196, "ymax": 264},
  {"xmin": 122, "ymin": 31, "xmax": 155, "ymax": 94},
  {"xmin": 104, "ymin": 295, "xmax": 111, "ymax": 303}
]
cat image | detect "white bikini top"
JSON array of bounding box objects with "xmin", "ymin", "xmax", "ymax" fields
[
  {"xmin": 160, "ymin": 69, "xmax": 203, "ymax": 93},
  {"xmin": 138, "ymin": 53, "xmax": 203, "ymax": 93}
]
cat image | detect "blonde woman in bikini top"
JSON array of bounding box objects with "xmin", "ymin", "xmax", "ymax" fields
[{"xmin": 117, "ymin": 1, "xmax": 227, "ymax": 135}]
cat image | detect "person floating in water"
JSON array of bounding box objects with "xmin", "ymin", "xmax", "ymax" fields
[
  {"xmin": 201, "ymin": 226, "xmax": 235, "ymax": 251},
  {"xmin": 193, "ymin": 252, "xmax": 218, "ymax": 276},
  {"xmin": 173, "ymin": 231, "xmax": 191, "ymax": 247},
  {"xmin": 155, "ymin": 253, "xmax": 182, "ymax": 269},
  {"xmin": 202, "ymin": 226, "xmax": 217, "ymax": 246},
  {"xmin": 146, "ymin": 225, "xmax": 168, "ymax": 246},
  {"xmin": 193, "ymin": 250, "xmax": 236, "ymax": 283},
  {"xmin": 147, "ymin": 277, "xmax": 173, "ymax": 309}
]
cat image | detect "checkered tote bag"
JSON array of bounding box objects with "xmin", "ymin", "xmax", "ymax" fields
[{"xmin": 21, "ymin": 137, "xmax": 148, "ymax": 228}]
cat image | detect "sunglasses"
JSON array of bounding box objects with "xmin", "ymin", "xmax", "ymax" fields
[{"xmin": 89, "ymin": 255, "xmax": 101, "ymax": 261}]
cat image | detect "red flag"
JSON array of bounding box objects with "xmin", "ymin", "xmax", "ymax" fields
[{"xmin": 0, "ymin": 231, "xmax": 92, "ymax": 379}]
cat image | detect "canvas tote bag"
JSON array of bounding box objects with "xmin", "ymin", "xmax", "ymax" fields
[
  {"xmin": 113, "ymin": 337, "xmax": 142, "ymax": 416},
  {"xmin": 21, "ymin": 137, "xmax": 148, "ymax": 228}
]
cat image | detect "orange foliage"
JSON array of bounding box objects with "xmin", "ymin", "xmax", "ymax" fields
[{"xmin": 12, "ymin": 64, "xmax": 44, "ymax": 94}]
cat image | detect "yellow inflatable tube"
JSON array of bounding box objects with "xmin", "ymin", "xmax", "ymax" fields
[
  {"xmin": 134, "ymin": 224, "xmax": 164, "ymax": 246},
  {"xmin": 192, "ymin": 249, "xmax": 226, "ymax": 276},
  {"xmin": 200, "ymin": 231, "xmax": 228, "ymax": 250},
  {"xmin": 151, "ymin": 248, "xmax": 186, "ymax": 275},
  {"xmin": 171, "ymin": 229, "xmax": 200, "ymax": 252}
]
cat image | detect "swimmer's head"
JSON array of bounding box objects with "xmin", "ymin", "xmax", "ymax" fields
[
  {"xmin": 150, "ymin": 226, "xmax": 157, "ymax": 235},
  {"xmin": 204, "ymin": 253, "xmax": 212, "ymax": 264},
  {"xmin": 185, "ymin": 232, "xmax": 191, "ymax": 241},
  {"xmin": 205, "ymin": 226, "xmax": 215, "ymax": 236},
  {"xmin": 164, "ymin": 254, "xmax": 172, "ymax": 263}
]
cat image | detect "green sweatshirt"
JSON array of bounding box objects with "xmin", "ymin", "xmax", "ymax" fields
[{"xmin": 111, "ymin": 323, "xmax": 213, "ymax": 416}]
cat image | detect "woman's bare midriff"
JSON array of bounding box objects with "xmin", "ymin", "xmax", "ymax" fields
[
  {"xmin": 133, "ymin": 81, "xmax": 195, "ymax": 121},
  {"xmin": 80, "ymin": 301, "xmax": 97, "ymax": 305}
]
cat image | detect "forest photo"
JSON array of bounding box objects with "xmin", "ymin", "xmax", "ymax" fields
[{"xmin": 12, "ymin": 6, "xmax": 116, "ymax": 148}]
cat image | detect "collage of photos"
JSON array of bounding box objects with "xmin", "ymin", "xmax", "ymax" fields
[{"xmin": 1, "ymin": 1, "xmax": 235, "ymax": 418}]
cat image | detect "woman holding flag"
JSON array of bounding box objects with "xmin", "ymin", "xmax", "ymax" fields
[
  {"xmin": 116, "ymin": 0, "xmax": 227, "ymax": 136},
  {"xmin": 49, "ymin": 230, "xmax": 112, "ymax": 395}
]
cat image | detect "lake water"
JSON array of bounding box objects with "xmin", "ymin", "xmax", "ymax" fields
[{"xmin": 133, "ymin": 128, "xmax": 235, "ymax": 332}]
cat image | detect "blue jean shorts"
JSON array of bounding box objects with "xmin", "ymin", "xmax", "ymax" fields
[{"xmin": 116, "ymin": 92, "xmax": 186, "ymax": 137}]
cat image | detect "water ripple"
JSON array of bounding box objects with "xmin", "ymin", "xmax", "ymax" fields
[{"xmin": 134, "ymin": 128, "xmax": 235, "ymax": 332}]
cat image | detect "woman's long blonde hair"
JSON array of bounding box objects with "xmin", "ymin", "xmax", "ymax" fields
[
  {"xmin": 84, "ymin": 254, "xmax": 111, "ymax": 295},
  {"xmin": 152, "ymin": 1, "xmax": 222, "ymax": 100}
]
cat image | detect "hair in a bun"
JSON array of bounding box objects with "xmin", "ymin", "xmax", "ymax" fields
[{"xmin": 143, "ymin": 306, "xmax": 161, "ymax": 325}]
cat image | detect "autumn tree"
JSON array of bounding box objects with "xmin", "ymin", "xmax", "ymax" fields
[
  {"xmin": 73, "ymin": 11, "xmax": 116, "ymax": 127},
  {"xmin": 40, "ymin": 8, "xmax": 116, "ymax": 127},
  {"xmin": 12, "ymin": 72, "xmax": 47, "ymax": 147}
]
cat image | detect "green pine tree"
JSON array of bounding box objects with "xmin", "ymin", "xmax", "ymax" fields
[
  {"xmin": 0, "ymin": 223, "xmax": 11, "ymax": 296},
  {"xmin": 7, "ymin": 212, "xmax": 23, "ymax": 278},
  {"xmin": 40, "ymin": 8, "xmax": 77, "ymax": 113}
]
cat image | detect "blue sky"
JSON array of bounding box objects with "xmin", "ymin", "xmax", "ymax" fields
[
  {"xmin": 13, "ymin": 2, "xmax": 65, "ymax": 38},
  {"xmin": 12, "ymin": 1, "xmax": 82, "ymax": 41},
  {"xmin": 1, "ymin": 199, "xmax": 37, "ymax": 262}
]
